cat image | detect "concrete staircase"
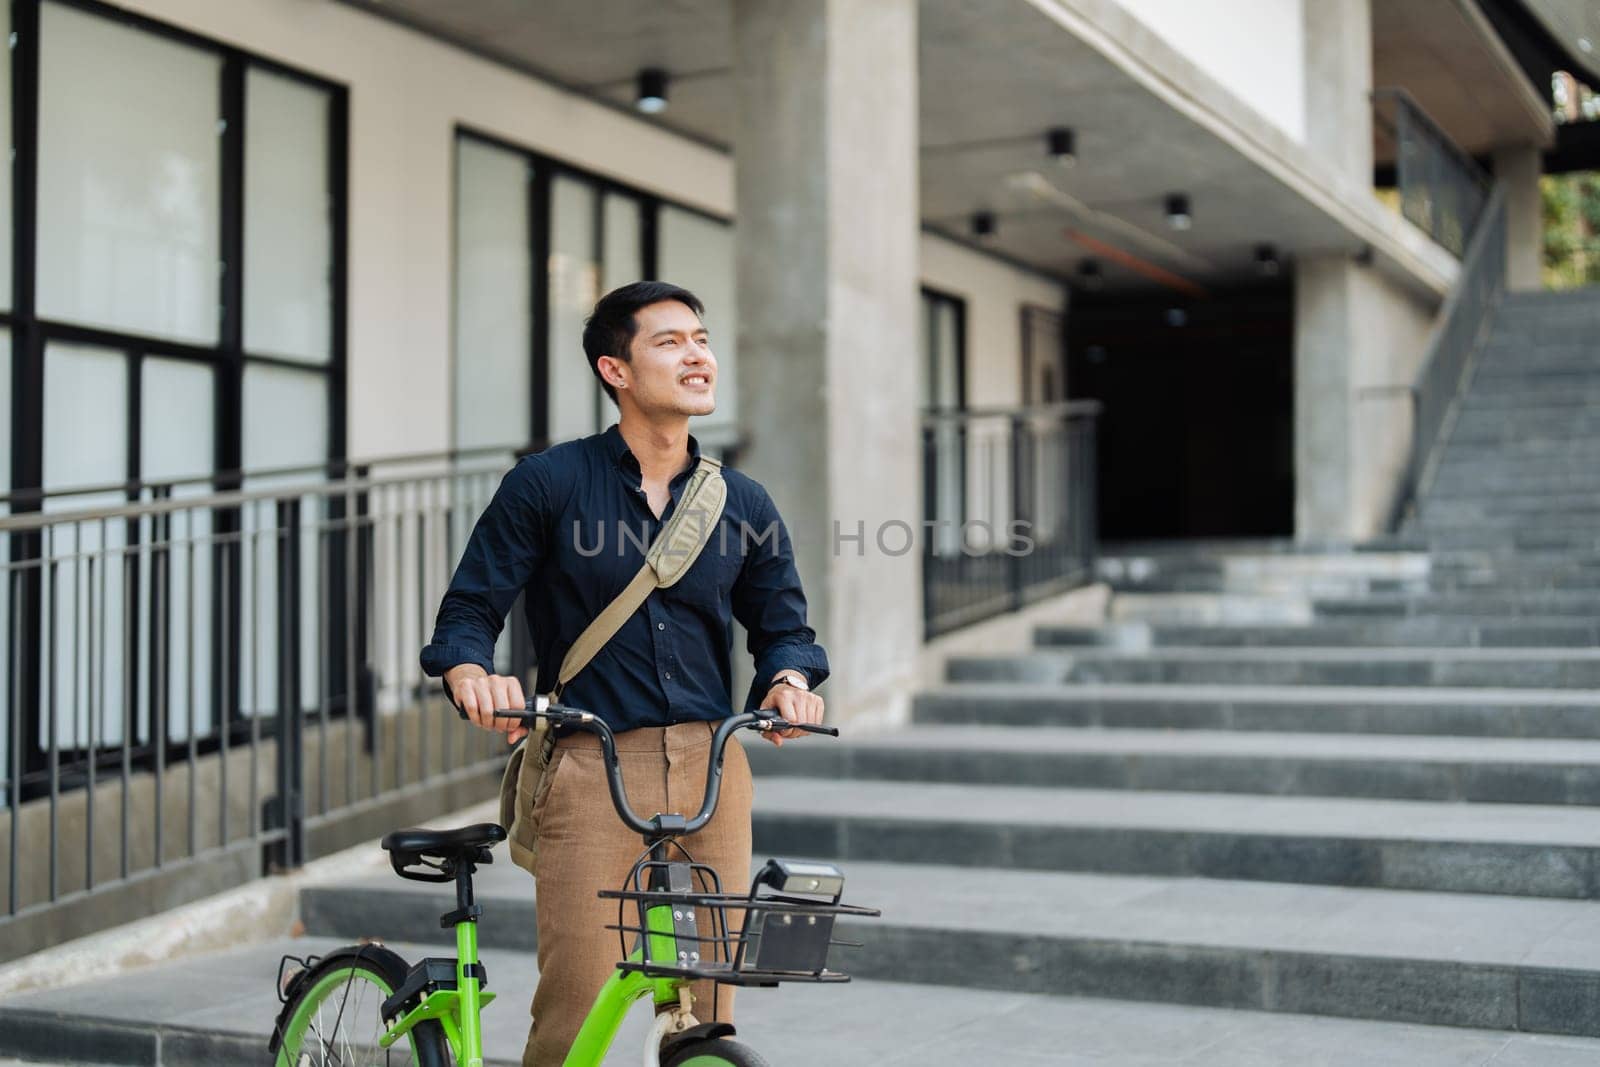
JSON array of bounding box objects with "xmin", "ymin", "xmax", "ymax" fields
[{"xmin": 7, "ymin": 292, "xmax": 1600, "ymax": 1063}]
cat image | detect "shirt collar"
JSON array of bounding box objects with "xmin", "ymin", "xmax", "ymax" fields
[{"xmin": 601, "ymin": 423, "xmax": 702, "ymax": 478}]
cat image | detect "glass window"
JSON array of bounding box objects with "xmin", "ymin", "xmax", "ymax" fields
[
  {"xmin": 657, "ymin": 208, "xmax": 737, "ymax": 444},
  {"xmin": 0, "ymin": 1, "xmax": 12, "ymax": 310},
  {"xmin": 142, "ymin": 359, "xmax": 215, "ymax": 482},
  {"xmin": 36, "ymin": 1, "xmax": 222, "ymax": 344},
  {"xmin": 923, "ymin": 292, "xmax": 963, "ymax": 409},
  {"xmin": 548, "ymin": 176, "xmax": 600, "ymax": 442},
  {"xmin": 42, "ymin": 343, "xmax": 130, "ymax": 752},
  {"xmin": 243, "ymin": 363, "xmax": 328, "ymax": 471},
  {"xmin": 140, "ymin": 358, "xmax": 215, "ymax": 740},
  {"xmin": 602, "ymin": 192, "xmax": 643, "ymax": 292},
  {"xmin": 0, "ymin": 330, "xmax": 8, "ymax": 799},
  {"xmin": 43, "ymin": 343, "xmax": 126, "ymax": 492},
  {"xmin": 0, "ymin": 328, "xmax": 10, "ymax": 498},
  {"xmin": 244, "ymin": 69, "xmax": 333, "ymax": 364},
  {"xmin": 453, "ymin": 139, "xmax": 533, "ymax": 451}
]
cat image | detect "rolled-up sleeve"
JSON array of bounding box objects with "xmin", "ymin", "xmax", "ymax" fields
[
  {"xmin": 419, "ymin": 457, "xmax": 550, "ymax": 678},
  {"xmin": 730, "ymin": 491, "xmax": 830, "ymax": 711}
]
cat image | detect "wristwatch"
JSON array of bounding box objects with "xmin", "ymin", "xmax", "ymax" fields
[{"xmin": 772, "ymin": 672, "xmax": 810, "ymax": 692}]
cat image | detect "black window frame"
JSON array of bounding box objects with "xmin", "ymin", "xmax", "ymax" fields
[
  {"xmin": 2, "ymin": 0, "xmax": 350, "ymax": 788},
  {"xmin": 451, "ymin": 125, "xmax": 731, "ymax": 450}
]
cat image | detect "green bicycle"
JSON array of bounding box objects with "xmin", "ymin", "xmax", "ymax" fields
[{"xmin": 269, "ymin": 700, "xmax": 877, "ymax": 1066}]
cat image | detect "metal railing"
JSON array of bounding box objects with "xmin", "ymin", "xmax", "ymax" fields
[
  {"xmin": 0, "ymin": 446, "xmax": 534, "ymax": 961},
  {"xmin": 1387, "ymin": 184, "xmax": 1509, "ymax": 531},
  {"xmin": 921, "ymin": 402, "xmax": 1100, "ymax": 638},
  {"xmin": 1373, "ymin": 88, "xmax": 1492, "ymax": 257}
]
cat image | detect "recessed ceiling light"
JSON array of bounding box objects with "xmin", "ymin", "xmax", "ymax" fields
[
  {"xmin": 1165, "ymin": 194, "xmax": 1192, "ymax": 231},
  {"xmin": 1046, "ymin": 127, "xmax": 1076, "ymax": 168},
  {"xmin": 636, "ymin": 68, "xmax": 669, "ymax": 114}
]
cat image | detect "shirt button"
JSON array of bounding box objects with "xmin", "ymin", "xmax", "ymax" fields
[
  {"xmin": 664, "ymin": 671, "xmax": 673, "ymax": 680},
  {"xmin": 657, "ymin": 622, "xmax": 665, "ymax": 630}
]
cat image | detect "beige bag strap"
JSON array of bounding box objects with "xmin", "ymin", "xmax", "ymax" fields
[{"xmin": 551, "ymin": 455, "xmax": 726, "ymax": 701}]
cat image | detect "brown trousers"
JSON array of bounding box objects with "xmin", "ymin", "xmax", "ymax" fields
[{"xmin": 521, "ymin": 721, "xmax": 754, "ymax": 1066}]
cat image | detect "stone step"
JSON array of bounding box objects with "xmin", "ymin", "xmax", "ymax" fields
[
  {"xmin": 745, "ymin": 726, "xmax": 1600, "ymax": 805},
  {"xmin": 1314, "ymin": 591, "xmax": 1600, "ymax": 619},
  {"xmin": 1108, "ymin": 592, "xmax": 1314, "ymax": 624},
  {"xmin": 744, "ymin": 777, "xmax": 1600, "ymax": 898},
  {"xmin": 1430, "ymin": 468, "xmax": 1600, "ymax": 496},
  {"xmin": 1099, "ymin": 553, "xmax": 1430, "ymax": 597},
  {"xmin": 1038, "ymin": 619, "xmax": 1600, "ymax": 649},
  {"xmin": 293, "ymin": 859, "xmax": 1600, "ymax": 1037},
  {"xmin": 948, "ymin": 646, "xmax": 1600, "ymax": 689},
  {"xmin": 1420, "ymin": 505, "xmax": 1600, "ymax": 531},
  {"xmin": 1409, "ymin": 525, "xmax": 1600, "ymax": 553},
  {"xmin": 1458, "ymin": 384, "xmax": 1600, "ymax": 409},
  {"xmin": 913, "ymin": 681, "xmax": 1600, "ymax": 739},
  {"xmin": 1446, "ymin": 413, "xmax": 1600, "ymax": 444},
  {"xmin": 18, "ymin": 887, "xmax": 1600, "ymax": 1060}
]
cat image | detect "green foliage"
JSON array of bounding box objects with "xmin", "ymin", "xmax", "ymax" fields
[{"xmin": 1542, "ymin": 172, "xmax": 1600, "ymax": 289}]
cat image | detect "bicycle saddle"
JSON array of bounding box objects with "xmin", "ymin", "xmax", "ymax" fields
[{"xmin": 381, "ymin": 822, "xmax": 507, "ymax": 861}]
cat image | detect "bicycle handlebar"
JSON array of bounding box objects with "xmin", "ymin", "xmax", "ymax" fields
[{"xmin": 492, "ymin": 697, "xmax": 837, "ymax": 839}]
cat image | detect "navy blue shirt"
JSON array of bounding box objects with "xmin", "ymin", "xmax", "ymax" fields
[{"xmin": 420, "ymin": 425, "xmax": 829, "ymax": 732}]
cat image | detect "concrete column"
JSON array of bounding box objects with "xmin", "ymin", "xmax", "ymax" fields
[
  {"xmin": 1302, "ymin": 0, "xmax": 1373, "ymax": 194},
  {"xmin": 732, "ymin": 0, "xmax": 921, "ymax": 722},
  {"xmin": 1494, "ymin": 144, "xmax": 1544, "ymax": 291},
  {"xmin": 1294, "ymin": 257, "xmax": 1358, "ymax": 543},
  {"xmin": 1295, "ymin": 255, "xmax": 1438, "ymax": 544}
]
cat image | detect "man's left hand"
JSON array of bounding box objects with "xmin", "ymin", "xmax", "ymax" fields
[{"xmin": 758, "ymin": 675, "xmax": 824, "ymax": 747}]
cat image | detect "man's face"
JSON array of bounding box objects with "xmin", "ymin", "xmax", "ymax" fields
[{"xmin": 614, "ymin": 300, "xmax": 717, "ymax": 418}]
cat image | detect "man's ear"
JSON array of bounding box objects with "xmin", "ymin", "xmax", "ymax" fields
[{"xmin": 597, "ymin": 354, "xmax": 627, "ymax": 390}]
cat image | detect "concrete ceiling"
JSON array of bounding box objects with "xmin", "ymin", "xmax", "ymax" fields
[
  {"xmin": 339, "ymin": 0, "xmax": 1453, "ymax": 294},
  {"xmin": 1372, "ymin": 0, "xmax": 1554, "ymax": 160},
  {"xmin": 1522, "ymin": 0, "xmax": 1600, "ymax": 85}
]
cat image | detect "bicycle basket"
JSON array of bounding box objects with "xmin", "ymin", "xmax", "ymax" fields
[{"xmin": 599, "ymin": 855, "xmax": 879, "ymax": 988}]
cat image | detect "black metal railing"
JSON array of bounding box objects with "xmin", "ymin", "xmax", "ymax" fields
[
  {"xmin": 1373, "ymin": 88, "xmax": 1492, "ymax": 257},
  {"xmin": 1386, "ymin": 184, "xmax": 1509, "ymax": 530},
  {"xmin": 0, "ymin": 446, "xmax": 535, "ymax": 962},
  {"xmin": 920, "ymin": 402, "xmax": 1100, "ymax": 639}
]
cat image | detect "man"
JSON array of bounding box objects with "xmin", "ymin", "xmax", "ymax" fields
[{"xmin": 420, "ymin": 280, "xmax": 828, "ymax": 1065}]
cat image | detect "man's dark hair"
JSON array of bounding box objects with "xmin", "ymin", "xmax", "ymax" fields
[{"xmin": 583, "ymin": 281, "xmax": 705, "ymax": 405}]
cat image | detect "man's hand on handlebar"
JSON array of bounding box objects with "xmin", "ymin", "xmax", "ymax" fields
[
  {"xmin": 444, "ymin": 664, "xmax": 530, "ymax": 744},
  {"xmin": 758, "ymin": 671, "xmax": 825, "ymax": 748}
]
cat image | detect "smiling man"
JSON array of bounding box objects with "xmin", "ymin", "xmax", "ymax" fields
[{"xmin": 420, "ymin": 280, "xmax": 829, "ymax": 1065}]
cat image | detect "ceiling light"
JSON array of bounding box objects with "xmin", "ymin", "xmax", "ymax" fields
[
  {"xmin": 1046, "ymin": 127, "xmax": 1076, "ymax": 168},
  {"xmin": 1254, "ymin": 243, "xmax": 1281, "ymax": 277},
  {"xmin": 636, "ymin": 68, "xmax": 669, "ymax": 114},
  {"xmin": 971, "ymin": 211, "xmax": 997, "ymax": 239},
  {"xmin": 1165, "ymin": 194, "xmax": 1192, "ymax": 231},
  {"xmin": 1077, "ymin": 259, "xmax": 1102, "ymax": 290}
]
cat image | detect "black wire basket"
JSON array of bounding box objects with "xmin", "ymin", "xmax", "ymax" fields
[{"xmin": 599, "ymin": 857, "xmax": 880, "ymax": 988}]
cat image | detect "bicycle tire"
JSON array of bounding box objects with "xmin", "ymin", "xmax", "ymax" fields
[
  {"xmin": 273, "ymin": 944, "xmax": 451, "ymax": 1066},
  {"xmin": 663, "ymin": 1037, "xmax": 772, "ymax": 1067}
]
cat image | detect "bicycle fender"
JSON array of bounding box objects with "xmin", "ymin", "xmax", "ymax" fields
[
  {"xmin": 267, "ymin": 943, "xmax": 413, "ymax": 1055},
  {"xmin": 658, "ymin": 1021, "xmax": 737, "ymax": 1061}
]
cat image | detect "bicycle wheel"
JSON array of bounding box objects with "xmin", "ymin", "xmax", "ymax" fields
[
  {"xmin": 663, "ymin": 1038, "xmax": 771, "ymax": 1067},
  {"xmin": 273, "ymin": 944, "xmax": 451, "ymax": 1066}
]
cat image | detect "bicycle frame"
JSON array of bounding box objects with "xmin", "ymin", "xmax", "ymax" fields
[
  {"xmin": 378, "ymin": 899, "xmax": 682, "ymax": 1067},
  {"xmin": 381, "ymin": 917, "xmax": 498, "ymax": 1066}
]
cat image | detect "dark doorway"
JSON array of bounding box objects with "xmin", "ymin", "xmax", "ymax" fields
[{"xmin": 1067, "ymin": 284, "xmax": 1294, "ymax": 540}]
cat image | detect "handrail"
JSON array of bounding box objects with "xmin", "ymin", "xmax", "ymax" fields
[
  {"xmin": 1, "ymin": 420, "xmax": 749, "ymax": 511},
  {"xmin": 1372, "ymin": 87, "xmax": 1491, "ymax": 188},
  {"xmin": 0, "ymin": 442, "xmax": 538, "ymax": 510},
  {"xmin": 1386, "ymin": 183, "xmax": 1508, "ymax": 531},
  {"xmin": 1372, "ymin": 87, "xmax": 1491, "ymax": 258}
]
